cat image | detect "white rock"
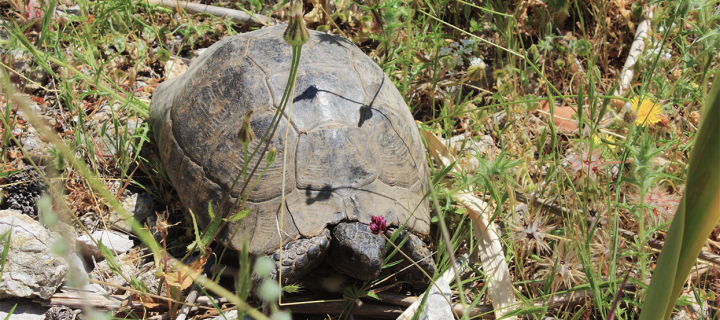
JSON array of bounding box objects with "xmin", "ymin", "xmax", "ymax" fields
[
  {"xmin": 0, "ymin": 300, "xmax": 46, "ymax": 320},
  {"xmin": 0, "ymin": 210, "xmax": 68, "ymax": 299},
  {"xmin": 418, "ymin": 276, "xmax": 454, "ymax": 320},
  {"xmin": 89, "ymin": 252, "xmax": 137, "ymax": 295},
  {"xmin": 77, "ymin": 231, "xmax": 133, "ymax": 260},
  {"xmin": 209, "ymin": 310, "xmax": 255, "ymax": 320}
]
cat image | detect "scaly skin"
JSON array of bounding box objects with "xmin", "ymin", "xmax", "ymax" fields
[
  {"xmin": 261, "ymin": 228, "xmax": 331, "ymax": 285},
  {"xmin": 326, "ymin": 222, "xmax": 387, "ymax": 280},
  {"xmin": 255, "ymin": 223, "xmax": 434, "ymax": 290},
  {"xmin": 388, "ymin": 229, "xmax": 436, "ymax": 290}
]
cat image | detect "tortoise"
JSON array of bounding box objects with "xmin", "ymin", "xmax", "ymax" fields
[{"xmin": 150, "ymin": 24, "xmax": 435, "ymax": 286}]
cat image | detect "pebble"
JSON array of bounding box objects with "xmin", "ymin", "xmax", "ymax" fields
[{"xmin": 77, "ymin": 230, "xmax": 134, "ymax": 260}]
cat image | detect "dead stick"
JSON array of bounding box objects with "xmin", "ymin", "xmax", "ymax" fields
[
  {"xmin": 376, "ymin": 291, "xmax": 417, "ymax": 307},
  {"xmin": 143, "ymin": 0, "xmax": 277, "ymax": 27},
  {"xmin": 176, "ymin": 283, "xmax": 200, "ymax": 320},
  {"xmin": 283, "ymin": 301, "xmax": 402, "ymax": 318},
  {"xmin": 615, "ymin": 5, "xmax": 653, "ymax": 96}
]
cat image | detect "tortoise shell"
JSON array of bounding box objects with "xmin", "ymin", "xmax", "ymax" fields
[{"xmin": 150, "ymin": 24, "xmax": 430, "ymax": 255}]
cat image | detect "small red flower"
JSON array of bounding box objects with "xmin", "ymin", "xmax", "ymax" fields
[{"xmin": 370, "ymin": 216, "xmax": 386, "ymax": 235}]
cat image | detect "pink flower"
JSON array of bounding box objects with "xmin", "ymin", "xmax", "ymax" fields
[
  {"xmin": 370, "ymin": 216, "xmax": 386, "ymax": 235},
  {"xmin": 565, "ymin": 150, "xmax": 604, "ymax": 181}
]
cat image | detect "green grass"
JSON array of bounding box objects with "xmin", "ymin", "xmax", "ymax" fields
[{"xmin": 0, "ymin": 0, "xmax": 717, "ymax": 318}]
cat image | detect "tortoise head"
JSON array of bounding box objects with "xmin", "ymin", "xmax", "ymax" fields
[{"xmin": 326, "ymin": 222, "xmax": 387, "ymax": 280}]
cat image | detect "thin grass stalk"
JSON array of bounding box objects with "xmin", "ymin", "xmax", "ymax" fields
[
  {"xmin": 426, "ymin": 166, "xmax": 467, "ymax": 309},
  {"xmin": 0, "ymin": 73, "xmax": 114, "ymax": 273},
  {"xmin": 17, "ymin": 41, "xmax": 149, "ymax": 117},
  {"xmin": 279, "ymin": 45, "xmax": 302, "ymax": 303}
]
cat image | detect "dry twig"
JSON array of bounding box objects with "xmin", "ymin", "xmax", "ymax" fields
[{"xmin": 144, "ymin": 0, "xmax": 276, "ymax": 26}]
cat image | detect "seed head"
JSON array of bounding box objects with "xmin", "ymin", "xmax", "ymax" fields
[
  {"xmin": 628, "ymin": 185, "xmax": 681, "ymax": 226},
  {"xmin": 565, "ymin": 149, "xmax": 604, "ymax": 182},
  {"xmin": 467, "ymin": 59, "xmax": 485, "ymax": 81},
  {"xmin": 238, "ymin": 110, "xmax": 255, "ymax": 145},
  {"xmin": 510, "ymin": 208, "xmax": 553, "ymax": 255},
  {"xmin": 284, "ymin": 0, "xmax": 310, "ymax": 47},
  {"xmin": 267, "ymin": 147, "xmax": 277, "ymax": 165},
  {"xmin": 537, "ymin": 242, "xmax": 585, "ymax": 291}
]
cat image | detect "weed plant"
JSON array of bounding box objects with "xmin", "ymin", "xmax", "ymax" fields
[{"xmin": 0, "ymin": 0, "xmax": 717, "ymax": 318}]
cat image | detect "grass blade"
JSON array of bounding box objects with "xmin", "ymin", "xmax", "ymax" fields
[{"xmin": 639, "ymin": 69, "xmax": 720, "ymax": 319}]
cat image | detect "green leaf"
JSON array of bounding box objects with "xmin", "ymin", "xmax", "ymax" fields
[
  {"xmin": 331, "ymin": 12, "xmax": 346, "ymax": 22},
  {"xmin": 282, "ymin": 284, "xmax": 301, "ymax": 293},
  {"xmin": 113, "ymin": 36, "xmax": 126, "ymax": 53},
  {"xmin": 130, "ymin": 275, "xmax": 150, "ymax": 293},
  {"xmin": 155, "ymin": 48, "xmax": 170, "ymax": 63},
  {"xmin": 227, "ymin": 209, "xmax": 251, "ymax": 222},
  {"xmin": 0, "ymin": 230, "xmax": 11, "ymax": 281},
  {"xmin": 382, "ymin": 259, "xmax": 403, "ymax": 269},
  {"xmin": 640, "ymin": 68, "xmax": 720, "ymax": 320},
  {"xmin": 98, "ymin": 241, "xmax": 122, "ymax": 275},
  {"xmin": 575, "ymin": 39, "xmax": 591, "ymax": 57},
  {"xmin": 365, "ymin": 291, "xmax": 380, "ymax": 300},
  {"xmin": 3, "ymin": 303, "xmax": 16, "ymax": 320},
  {"xmin": 0, "ymin": 170, "xmax": 21, "ymax": 178},
  {"xmin": 207, "ymin": 201, "xmax": 216, "ymax": 220},
  {"xmin": 432, "ymin": 160, "xmax": 457, "ymax": 185},
  {"xmin": 187, "ymin": 201, "xmax": 223, "ymax": 253}
]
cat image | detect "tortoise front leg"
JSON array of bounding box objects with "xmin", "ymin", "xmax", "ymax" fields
[
  {"xmin": 262, "ymin": 228, "xmax": 331, "ymax": 286},
  {"xmin": 388, "ymin": 229, "xmax": 436, "ymax": 290}
]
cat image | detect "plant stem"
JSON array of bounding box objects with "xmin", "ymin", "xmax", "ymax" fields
[{"xmin": 279, "ymin": 44, "xmax": 302, "ymax": 304}]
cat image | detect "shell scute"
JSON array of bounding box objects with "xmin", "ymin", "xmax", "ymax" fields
[
  {"xmin": 266, "ymin": 67, "xmax": 365, "ymax": 132},
  {"xmin": 296, "ymin": 126, "xmax": 377, "ymax": 192},
  {"xmin": 286, "ymin": 188, "xmax": 345, "ymax": 237}
]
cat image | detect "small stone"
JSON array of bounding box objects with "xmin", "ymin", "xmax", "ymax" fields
[
  {"xmin": 0, "ymin": 210, "xmax": 68, "ymax": 299},
  {"xmin": 108, "ymin": 192, "xmax": 155, "ymax": 233},
  {"xmin": 208, "ymin": 310, "xmax": 255, "ymax": 320},
  {"xmin": 418, "ymin": 275, "xmax": 453, "ymax": 320},
  {"xmin": 20, "ymin": 133, "xmax": 49, "ymax": 156},
  {"xmin": 165, "ymin": 57, "xmax": 188, "ymax": 79},
  {"xmin": 77, "ymin": 230, "xmax": 134, "ymax": 260},
  {"xmin": 44, "ymin": 305, "xmax": 78, "ymax": 320},
  {"xmin": 16, "ymin": 103, "xmax": 42, "ymax": 120}
]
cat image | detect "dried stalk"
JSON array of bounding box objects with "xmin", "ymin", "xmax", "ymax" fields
[
  {"xmin": 615, "ymin": 6, "xmax": 654, "ymax": 96},
  {"xmin": 144, "ymin": 0, "xmax": 276, "ymax": 27}
]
